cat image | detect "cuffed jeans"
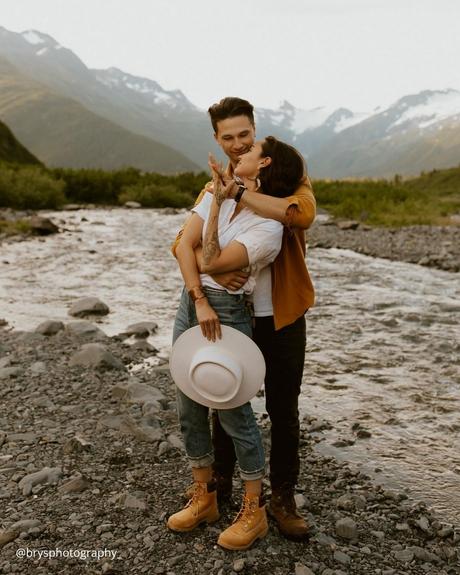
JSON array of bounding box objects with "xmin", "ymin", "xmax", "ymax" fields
[
  {"xmin": 212, "ymin": 314, "xmax": 306, "ymax": 490},
  {"xmin": 172, "ymin": 287, "xmax": 265, "ymax": 481}
]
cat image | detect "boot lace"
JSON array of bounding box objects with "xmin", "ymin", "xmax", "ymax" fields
[
  {"xmin": 185, "ymin": 482, "xmax": 207, "ymax": 515},
  {"xmin": 232, "ymin": 494, "xmax": 258, "ymax": 529}
]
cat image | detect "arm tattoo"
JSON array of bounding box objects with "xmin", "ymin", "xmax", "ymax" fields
[{"xmin": 203, "ymin": 211, "xmax": 221, "ymax": 266}]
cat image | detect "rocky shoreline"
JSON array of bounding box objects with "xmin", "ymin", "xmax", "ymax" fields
[
  {"xmin": 0, "ymin": 318, "xmax": 459, "ymax": 575},
  {"xmin": 1, "ymin": 207, "xmax": 460, "ymax": 273},
  {"xmin": 308, "ymin": 218, "xmax": 460, "ymax": 273}
]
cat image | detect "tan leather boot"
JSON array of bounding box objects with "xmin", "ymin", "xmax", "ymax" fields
[
  {"xmin": 183, "ymin": 472, "xmax": 233, "ymax": 505},
  {"xmin": 217, "ymin": 492, "xmax": 268, "ymax": 550},
  {"xmin": 167, "ymin": 481, "xmax": 220, "ymax": 532},
  {"xmin": 267, "ymin": 488, "xmax": 310, "ymax": 541}
]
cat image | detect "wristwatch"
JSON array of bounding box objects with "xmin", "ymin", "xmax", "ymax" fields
[{"xmin": 234, "ymin": 185, "xmax": 246, "ymax": 203}]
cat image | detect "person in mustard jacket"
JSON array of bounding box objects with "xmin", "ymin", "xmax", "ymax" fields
[{"xmin": 172, "ymin": 97, "xmax": 316, "ymax": 541}]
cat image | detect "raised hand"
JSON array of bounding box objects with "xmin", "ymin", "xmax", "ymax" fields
[{"xmin": 208, "ymin": 153, "xmax": 237, "ymax": 204}]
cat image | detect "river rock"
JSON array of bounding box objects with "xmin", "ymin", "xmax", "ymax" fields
[
  {"xmin": 124, "ymin": 201, "xmax": 142, "ymax": 209},
  {"xmin": 334, "ymin": 550, "xmax": 351, "ymax": 565},
  {"xmin": 63, "ymin": 434, "xmax": 92, "ymax": 454},
  {"xmin": 393, "ymin": 548, "xmax": 415, "ymax": 562},
  {"xmin": 336, "ymin": 493, "xmax": 366, "ymax": 511},
  {"xmin": 68, "ymin": 297, "xmax": 110, "ymax": 317},
  {"xmin": 121, "ymin": 321, "xmax": 158, "ymax": 338},
  {"xmin": 28, "ymin": 215, "xmax": 59, "ymax": 235},
  {"xmin": 337, "ymin": 220, "xmax": 360, "ymax": 230},
  {"xmin": 0, "ymin": 366, "xmax": 23, "ymax": 379},
  {"xmin": 58, "ymin": 475, "xmax": 90, "ymax": 494},
  {"xmin": 0, "ymin": 529, "xmax": 20, "ymax": 548},
  {"xmin": 406, "ymin": 545, "xmax": 439, "ymax": 563},
  {"xmin": 35, "ymin": 320, "xmax": 65, "ymax": 336},
  {"xmin": 97, "ymin": 414, "xmax": 163, "ymax": 443},
  {"xmin": 65, "ymin": 320, "xmax": 108, "ymax": 340},
  {"xmin": 10, "ymin": 519, "xmax": 42, "ymax": 534},
  {"xmin": 336, "ymin": 517, "xmax": 358, "ymax": 540},
  {"xmin": 122, "ymin": 381, "xmax": 165, "ymax": 406},
  {"xmin": 295, "ymin": 563, "xmax": 315, "ymax": 575},
  {"xmin": 29, "ymin": 361, "xmax": 47, "ymax": 376},
  {"xmin": 111, "ymin": 490, "xmax": 148, "ymax": 510},
  {"xmin": 18, "ymin": 466, "xmax": 62, "ymax": 496},
  {"xmin": 69, "ymin": 343, "xmax": 125, "ymax": 370}
]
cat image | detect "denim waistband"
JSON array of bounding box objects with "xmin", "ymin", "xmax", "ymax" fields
[{"xmin": 202, "ymin": 286, "xmax": 246, "ymax": 300}]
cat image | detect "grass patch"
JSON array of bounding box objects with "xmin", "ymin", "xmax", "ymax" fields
[
  {"xmin": 0, "ymin": 218, "xmax": 32, "ymax": 236},
  {"xmin": 1, "ymin": 160, "xmax": 459, "ymax": 227},
  {"xmin": 313, "ymin": 167, "xmax": 460, "ymax": 226}
]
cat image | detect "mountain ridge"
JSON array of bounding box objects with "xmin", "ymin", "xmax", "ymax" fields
[{"xmin": 0, "ymin": 25, "xmax": 459, "ymax": 177}]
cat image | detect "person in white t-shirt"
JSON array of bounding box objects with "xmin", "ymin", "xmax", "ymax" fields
[{"xmin": 167, "ymin": 137, "xmax": 305, "ymax": 551}]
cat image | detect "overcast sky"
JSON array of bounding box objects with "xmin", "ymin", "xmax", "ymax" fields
[{"xmin": 1, "ymin": 0, "xmax": 459, "ymax": 113}]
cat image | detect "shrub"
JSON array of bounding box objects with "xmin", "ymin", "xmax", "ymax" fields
[{"xmin": 0, "ymin": 164, "xmax": 66, "ymax": 209}]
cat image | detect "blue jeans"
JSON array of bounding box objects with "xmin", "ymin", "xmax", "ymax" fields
[{"xmin": 172, "ymin": 287, "xmax": 265, "ymax": 481}]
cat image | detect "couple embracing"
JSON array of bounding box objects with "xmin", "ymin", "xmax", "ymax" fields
[{"xmin": 168, "ymin": 97, "xmax": 315, "ymax": 550}]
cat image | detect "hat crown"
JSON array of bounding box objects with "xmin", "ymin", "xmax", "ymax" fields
[{"xmin": 189, "ymin": 347, "xmax": 242, "ymax": 403}]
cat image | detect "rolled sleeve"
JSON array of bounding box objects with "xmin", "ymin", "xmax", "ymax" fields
[
  {"xmin": 236, "ymin": 219, "xmax": 283, "ymax": 268},
  {"xmin": 285, "ymin": 181, "xmax": 316, "ymax": 230},
  {"xmin": 191, "ymin": 191, "xmax": 213, "ymax": 220}
]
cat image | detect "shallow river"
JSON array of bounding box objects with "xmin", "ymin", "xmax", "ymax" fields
[{"xmin": 1, "ymin": 208, "xmax": 459, "ymax": 523}]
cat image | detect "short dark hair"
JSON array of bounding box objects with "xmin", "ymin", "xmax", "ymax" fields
[
  {"xmin": 259, "ymin": 136, "xmax": 305, "ymax": 198},
  {"xmin": 208, "ymin": 97, "xmax": 255, "ymax": 133}
]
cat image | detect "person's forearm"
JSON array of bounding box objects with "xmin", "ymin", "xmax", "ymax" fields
[
  {"xmin": 176, "ymin": 241, "xmax": 203, "ymax": 290},
  {"xmin": 194, "ymin": 245, "xmax": 204, "ymax": 273},
  {"xmin": 239, "ymin": 185, "xmax": 316, "ymax": 229},
  {"xmin": 201, "ymin": 200, "xmax": 222, "ymax": 273},
  {"xmin": 239, "ymin": 191, "xmax": 292, "ymax": 224}
]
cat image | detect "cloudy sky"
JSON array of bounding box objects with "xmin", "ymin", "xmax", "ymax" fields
[{"xmin": 1, "ymin": 0, "xmax": 459, "ymax": 113}]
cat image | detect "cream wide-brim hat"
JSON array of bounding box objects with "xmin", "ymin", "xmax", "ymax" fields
[{"xmin": 169, "ymin": 325, "xmax": 266, "ymax": 409}]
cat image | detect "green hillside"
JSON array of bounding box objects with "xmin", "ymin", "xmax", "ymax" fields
[
  {"xmin": 313, "ymin": 165, "xmax": 460, "ymax": 226},
  {"xmin": 0, "ymin": 118, "xmax": 41, "ymax": 165},
  {"xmin": 0, "ymin": 57, "xmax": 199, "ymax": 173}
]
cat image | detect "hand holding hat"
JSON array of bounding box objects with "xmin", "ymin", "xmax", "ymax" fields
[{"xmin": 170, "ymin": 325, "xmax": 265, "ymax": 409}]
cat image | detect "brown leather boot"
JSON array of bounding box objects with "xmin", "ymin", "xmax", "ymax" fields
[
  {"xmin": 217, "ymin": 492, "xmax": 268, "ymax": 550},
  {"xmin": 268, "ymin": 488, "xmax": 310, "ymax": 541},
  {"xmin": 168, "ymin": 480, "xmax": 220, "ymax": 532}
]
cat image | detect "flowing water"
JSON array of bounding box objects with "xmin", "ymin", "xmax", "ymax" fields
[{"xmin": 1, "ymin": 208, "xmax": 459, "ymax": 523}]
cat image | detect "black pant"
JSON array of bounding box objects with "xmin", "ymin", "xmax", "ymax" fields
[{"xmin": 212, "ymin": 314, "xmax": 306, "ymax": 490}]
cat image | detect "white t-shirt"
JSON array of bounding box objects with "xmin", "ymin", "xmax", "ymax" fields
[
  {"xmin": 250, "ymin": 266, "xmax": 273, "ymax": 317},
  {"xmin": 192, "ymin": 192, "xmax": 282, "ymax": 301}
]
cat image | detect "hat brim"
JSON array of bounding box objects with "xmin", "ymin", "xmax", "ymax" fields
[{"xmin": 170, "ymin": 325, "xmax": 265, "ymax": 409}]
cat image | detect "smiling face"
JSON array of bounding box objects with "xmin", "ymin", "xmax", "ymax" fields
[
  {"xmin": 233, "ymin": 140, "xmax": 272, "ymax": 179},
  {"xmin": 214, "ymin": 115, "xmax": 256, "ymax": 167}
]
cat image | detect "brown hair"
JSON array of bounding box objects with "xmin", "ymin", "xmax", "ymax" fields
[
  {"xmin": 259, "ymin": 136, "xmax": 305, "ymax": 198},
  {"xmin": 208, "ymin": 97, "xmax": 255, "ymax": 133}
]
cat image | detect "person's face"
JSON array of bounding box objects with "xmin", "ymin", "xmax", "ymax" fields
[
  {"xmin": 214, "ymin": 115, "xmax": 255, "ymax": 166},
  {"xmin": 233, "ymin": 140, "xmax": 271, "ymax": 179}
]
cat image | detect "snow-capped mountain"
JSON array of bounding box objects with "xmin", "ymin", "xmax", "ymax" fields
[
  {"xmin": 385, "ymin": 89, "xmax": 460, "ymax": 132},
  {"xmin": 0, "ymin": 25, "xmax": 459, "ymax": 176},
  {"xmin": 94, "ymin": 67, "xmax": 194, "ymax": 111}
]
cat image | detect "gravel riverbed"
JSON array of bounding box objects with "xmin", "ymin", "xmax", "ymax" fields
[{"xmin": 0, "ymin": 323, "xmax": 459, "ymax": 575}]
